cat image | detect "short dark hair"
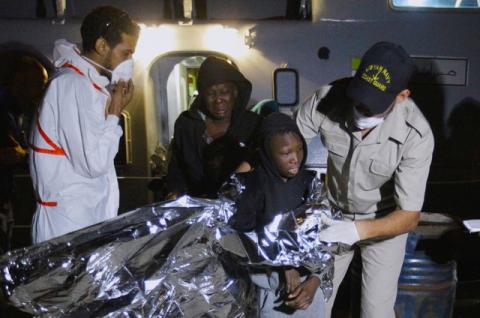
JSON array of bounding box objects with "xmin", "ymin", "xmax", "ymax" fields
[
  {"xmin": 80, "ymin": 6, "xmax": 140, "ymax": 53},
  {"xmin": 266, "ymin": 130, "xmax": 301, "ymax": 153}
]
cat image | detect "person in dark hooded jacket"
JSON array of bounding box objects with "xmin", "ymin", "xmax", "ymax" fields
[
  {"xmin": 228, "ymin": 112, "xmax": 324, "ymax": 317},
  {"xmin": 0, "ymin": 55, "xmax": 48, "ymax": 252},
  {"xmin": 165, "ymin": 56, "xmax": 262, "ymax": 199},
  {"xmin": 228, "ymin": 112, "xmax": 314, "ymax": 231}
]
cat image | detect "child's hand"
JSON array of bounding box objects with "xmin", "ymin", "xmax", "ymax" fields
[
  {"xmin": 285, "ymin": 276, "xmax": 320, "ymax": 310},
  {"xmin": 284, "ymin": 268, "xmax": 300, "ymax": 293}
]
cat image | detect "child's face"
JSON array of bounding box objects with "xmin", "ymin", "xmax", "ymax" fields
[{"xmin": 269, "ymin": 132, "xmax": 304, "ymax": 181}]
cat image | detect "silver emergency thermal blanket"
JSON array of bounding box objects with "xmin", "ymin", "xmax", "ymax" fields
[{"xmin": 0, "ymin": 177, "xmax": 345, "ymax": 317}]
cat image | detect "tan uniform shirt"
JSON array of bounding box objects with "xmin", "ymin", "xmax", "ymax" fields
[{"xmin": 296, "ymin": 86, "xmax": 434, "ymax": 215}]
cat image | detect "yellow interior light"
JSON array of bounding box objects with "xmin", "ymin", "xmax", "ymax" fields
[
  {"xmin": 134, "ymin": 24, "xmax": 177, "ymax": 66},
  {"xmin": 203, "ymin": 25, "xmax": 249, "ymax": 59}
]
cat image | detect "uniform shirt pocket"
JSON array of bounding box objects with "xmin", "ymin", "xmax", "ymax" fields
[{"xmin": 363, "ymin": 159, "xmax": 395, "ymax": 190}]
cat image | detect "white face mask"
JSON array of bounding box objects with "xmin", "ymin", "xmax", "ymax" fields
[
  {"xmin": 82, "ymin": 56, "xmax": 134, "ymax": 84},
  {"xmin": 353, "ymin": 107, "xmax": 385, "ymax": 130},
  {"xmin": 110, "ymin": 59, "xmax": 134, "ymax": 84}
]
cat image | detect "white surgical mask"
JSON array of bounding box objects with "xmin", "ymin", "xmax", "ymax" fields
[
  {"xmin": 110, "ymin": 59, "xmax": 134, "ymax": 84},
  {"xmin": 353, "ymin": 102, "xmax": 395, "ymax": 130},
  {"xmin": 353, "ymin": 107, "xmax": 385, "ymax": 130},
  {"xmin": 82, "ymin": 56, "xmax": 134, "ymax": 84}
]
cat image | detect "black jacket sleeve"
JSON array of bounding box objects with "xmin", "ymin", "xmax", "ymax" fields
[
  {"xmin": 165, "ymin": 136, "xmax": 188, "ymax": 196},
  {"xmin": 227, "ymin": 172, "xmax": 265, "ymax": 232},
  {"xmin": 165, "ymin": 114, "xmax": 198, "ymax": 195}
]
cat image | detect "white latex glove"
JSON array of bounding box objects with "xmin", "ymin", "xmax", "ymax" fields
[{"xmin": 317, "ymin": 220, "xmax": 360, "ymax": 246}]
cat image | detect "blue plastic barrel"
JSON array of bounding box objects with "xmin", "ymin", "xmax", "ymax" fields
[{"xmin": 394, "ymin": 251, "xmax": 457, "ymax": 318}]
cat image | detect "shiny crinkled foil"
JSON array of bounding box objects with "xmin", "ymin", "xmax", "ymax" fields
[{"xmin": 1, "ymin": 178, "xmax": 344, "ymax": 317}]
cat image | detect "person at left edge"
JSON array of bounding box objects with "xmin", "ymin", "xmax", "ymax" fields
[
  {"xmin": 29, "ymin": 6, "xmax": 140, "ymax": 243},
  {"xmin": 0, "ymin": 56, "xmax": 48, "ymax": 252}
]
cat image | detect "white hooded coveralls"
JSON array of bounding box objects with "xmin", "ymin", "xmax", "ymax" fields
[{"xmin": 30, "ymin": 40, "xmax": 123, "ymax": 243}]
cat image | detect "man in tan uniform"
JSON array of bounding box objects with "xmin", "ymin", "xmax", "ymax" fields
[{"xmin": 296, "ymin": 42, "xmax": 434, "ymax": 318}]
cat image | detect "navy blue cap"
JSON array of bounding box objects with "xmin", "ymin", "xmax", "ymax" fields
[{"xmin": 346, "ymin": 42, "xmax": 416, "ymax": 114}]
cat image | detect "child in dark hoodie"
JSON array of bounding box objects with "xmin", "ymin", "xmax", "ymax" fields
[{"xmin": 228, "ymin": 112, "xmax": 324, "ymax": 317}]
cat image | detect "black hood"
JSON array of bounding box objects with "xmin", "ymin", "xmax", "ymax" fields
[
  {"xmin": 228, "ymin": 112, "xmax": 314, "ymax": 231},
  {"xmin": 258, "ymin": 112, "xmax": 308, "ymax": 181},
  {"xmin": 191, "ymin": 56, "xmax": 252, "ymax": 118}
]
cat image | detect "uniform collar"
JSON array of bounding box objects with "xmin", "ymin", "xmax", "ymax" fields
[
  {"xmin": 377, "ymin": 98, "xmax": 413, "ymax": 144},
  {"xmin": 352, "ymin": 99, "xmax": 410, "ymax": 145},
  {"xmin": 335, "ymin": 98, "xmax": 421, "ymax": 145}
]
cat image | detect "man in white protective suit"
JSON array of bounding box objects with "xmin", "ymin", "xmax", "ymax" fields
[{"xmin": 29, "ymin": 6, "xmax": 140, "ymax": 243}]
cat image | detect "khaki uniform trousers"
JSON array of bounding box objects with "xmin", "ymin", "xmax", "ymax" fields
[{"xmin": 325, "ymin": 230, "xmax": 408, "ymax": 318}]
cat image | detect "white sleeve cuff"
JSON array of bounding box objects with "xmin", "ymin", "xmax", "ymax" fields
[{"xmin": 106, "ymin": 114, "xmax": 120, "ymax": 126}]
